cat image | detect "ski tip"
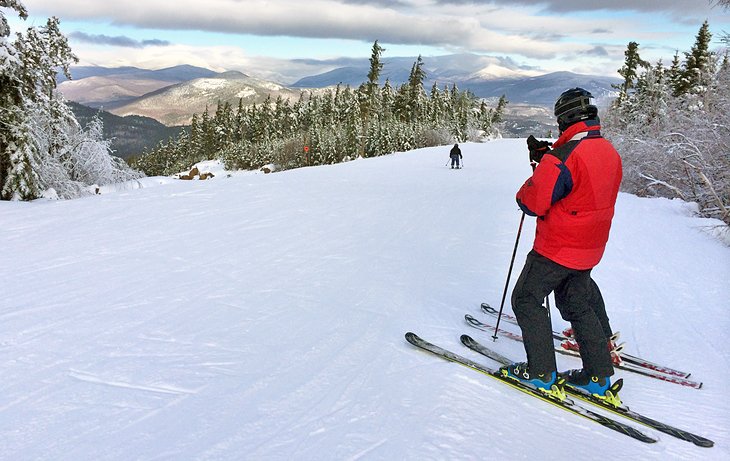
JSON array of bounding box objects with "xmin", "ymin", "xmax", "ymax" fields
[
  {"xmin": 694, "ymin": 436, "xmax": 714, "ymax": 448},
  {"xmin": 687, "ymin": 431, "xmax": 715, "ymax": 447},
  {"xmin": 696, "ymin": 437, "xmax": 715, "ymax": 448},
  {"xmin": 460, "ymin": 334, "xmax": 474, "ymax": 345}
]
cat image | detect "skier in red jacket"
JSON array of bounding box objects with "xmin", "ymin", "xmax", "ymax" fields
[{"xmin": 500, "ymin": 88, "xmax": 622, "ymax": 401}]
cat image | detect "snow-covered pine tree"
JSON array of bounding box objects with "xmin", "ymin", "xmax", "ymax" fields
[
  {"xmin": 667, "ymin": 51, "xmax": 684, "ymax": 97},
  {"xmin": 365, "ymin": 40, "xmax": 384, "ymax": 117},
  {"xmin": 0, "ymin": 0, "xmax": 38, "ymax": 199},
  {"xmin": 13, "ymin": 16, "xmax": 79, "ymax": 197},
  {"xmin": 478, "ymin": 95, "xmax": 507, "ymax": 139},
  {"xmin": 2, "ymin": 2, "xmax": 141, "ymax": 199},
  {"xmin": 676, "ymin": 20, "xmax": 714, "ymax": 97},
  {"xmin": 1, "ymin": 134, "xmax": 39, "ymax": 200},
  {"xmin": 380, "ymin": 79, "xmax": 394, "ymax": 120},
  {"xmin": 272, "ymin": 95, "xmax": 291, "ymax": 140},
  {"xmin": 406, "ymin": 55, "xmax": 427, "ymax": 124}
]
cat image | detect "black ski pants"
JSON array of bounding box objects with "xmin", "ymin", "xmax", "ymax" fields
[{"xmin": 511, "ymin": 250, "xmax": 614, "ymax": 377}]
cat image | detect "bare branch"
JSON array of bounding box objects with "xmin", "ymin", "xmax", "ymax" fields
[{"xmin": 638, "ymin": 173, "xmax": 688, "ymax": 200}]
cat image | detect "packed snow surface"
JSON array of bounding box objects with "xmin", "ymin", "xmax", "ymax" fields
[{"xmin": 1, "ymin": 140, "xmax": 728, "ymax": 460}]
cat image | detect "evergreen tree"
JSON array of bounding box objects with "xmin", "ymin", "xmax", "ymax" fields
[
  {"xmin": 0, "ymin": 0, "xmax": 33, "ymax": 198},
  {"xmin": 667, "ymin": 51, "xmax": 684, "ymax": 97},
  {"xmin": 677, "ymin": 21, "xmax": 714, "ymax": 95},
  {"xmin": 199, "ymin": 105, "xmax": 217, "ymax": 157},
  {"xmin": 366, "ymin": 40, "xmax": 384, "ymax": 104},
  {"xmin": 1, "ymin": 132, "xmax": 39, "ymax": 200},
  {"xmin": 478, "ymin": 94, "xmax": 508, "ymax": 138},
  {"xmin": 408, "ymin": 55, "xmax": 427, "ymax": 90},
  {"xmin": 360, "ymin": 41, "xmax": 385, "ymax": 156},
  {"xmin": 428, "ymin": 83, "xmax": 443, "ymax": 124},
  {"xmin": 273, "ymin": 95, "xmax": 292, "ymax": 139},
  {"xmin": 17, "ymin": 16, "xmax": 78, "ymax": 179},
  {"xmin": 405, "ymin": 55, "xmax": 427, "ymax": 123},
  {"xmin": 0, "ymin": 1, "xmax": 27, "ymax": 36},
  {"xmin": 214, "ymin": 100, "xmax": 234, "ymax": 146},
  {"xmin": 613, "ymin": 41, "xmax": 648, "ymax": 107},
  {"xmin": 633, "ymin": 61, "xmax": 667, "ymax": 126}
]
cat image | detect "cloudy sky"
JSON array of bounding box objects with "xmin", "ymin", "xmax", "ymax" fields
[{"xmin": 6, "ymin": 0, "xmax": 730, "ymax": 83}]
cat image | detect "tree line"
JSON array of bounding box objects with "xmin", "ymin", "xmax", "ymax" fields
[
  {"xmin": 132, "ymin": 43, "xmax": 508, "ymax": 176},
  {"xmin": 605, "ymin": 20, "xmax": 730, "ymax": 225}
]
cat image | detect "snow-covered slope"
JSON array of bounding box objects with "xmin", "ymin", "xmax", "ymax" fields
[
  {"xmin": 1, "ymin": 140, "xmax": 728, "ymax": 460},
  {"xmin": 57, "ymin": 76, "xmax": 176, "ymax": 108}
]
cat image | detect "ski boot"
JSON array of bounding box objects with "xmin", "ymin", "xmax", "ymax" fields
[
  {"xmin": 561, "ymin": 369, "xmax": 623, "ymax": 407},
  {"xmin": 500, "ymin": 362, "xmax": 566, "ymax": 401}
]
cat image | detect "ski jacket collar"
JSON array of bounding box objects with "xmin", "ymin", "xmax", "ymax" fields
[{"xmin": 553, "ymin": 120, "xmax": 601, "ymax": 149}]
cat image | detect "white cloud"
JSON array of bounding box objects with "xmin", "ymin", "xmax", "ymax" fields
[
  {"xmin": 481, "ymin": 0, "xmax": 720, "ymax": 16},
  {"xmin": 17, "ymin": 0, "xmax": 730, "ymax": 80},
  {"xmin": 71, "ymin": 42, "xmax": 334, "ymax": 83},
  {"xmin": 20, "ymin": 0, "xmax": 629, "ymax": 58}
]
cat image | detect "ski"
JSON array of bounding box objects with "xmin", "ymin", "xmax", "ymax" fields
[
  {"xmin": 465, "ymin": 313, "xmax": 702, "ymax": 389},
  {"xmin": 405, "ymin": 332, "xmax": 657, "ymax": 444},
  {"xmin": 481, "ymin": 302, "xmax": 693, "ymax": 379},
  {"xmin": 460, "ymin": 334, "xmax": 714, "ymax": 448}
]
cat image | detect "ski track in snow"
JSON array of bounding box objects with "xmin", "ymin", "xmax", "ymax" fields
[{"xmin": 0, "ymin": 140, "xmax": 728, "ymax": 460}]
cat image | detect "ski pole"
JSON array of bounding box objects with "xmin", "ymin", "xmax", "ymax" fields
[
  {"xmin": 492, "ymin": 211, "xmax": 526, "ymax": 341},
  {"xmin": 492, "ymin": 162, "xmax": 536, "ymax": 341}
]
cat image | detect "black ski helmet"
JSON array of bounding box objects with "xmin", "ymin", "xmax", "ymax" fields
[{"xmin": 554, "ymin": 88, "xmax": 598, "ymax": 132}]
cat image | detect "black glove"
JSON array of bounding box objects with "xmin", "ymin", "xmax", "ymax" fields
[{"xmin": 526, "ymin": 135, "xmax": 552, "ymax": 163}]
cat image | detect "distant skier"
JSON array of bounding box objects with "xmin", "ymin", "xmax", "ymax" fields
[
  {"xmin": 500, "ymin": 88, "xmax": 623, "ymax": 402},
  {"xmin": 449, "ymin": 144, "xmax": 462, "ymax": 169}
]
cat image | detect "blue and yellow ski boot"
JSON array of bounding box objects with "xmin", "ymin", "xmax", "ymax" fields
[
  {"xmin": 561, "ymin": 369, "xmax": 623, "ymax": 407},
  {"xmin": 501, "ymin": 362, "xmax": 566, "ymax": 401}
]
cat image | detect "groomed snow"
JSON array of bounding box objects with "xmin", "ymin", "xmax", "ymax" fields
[{"xmin": 1, "ymin": 140, "xmax": 728, "ymax": 460}]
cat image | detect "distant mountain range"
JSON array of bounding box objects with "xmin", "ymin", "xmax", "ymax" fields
[
  {"xmin": 57, "ymin": 56, "xmax": 620, "ymax": 155},
  {"xmin": 59, "ymin": 55, "xmax": 620, "ymax": 117},
  {"xmin": 107, "ymin": 71, "xmax": 316, "ymax": 127},
  {"xmin": 290, "ymin": 54, "xmax": 620, "ymax": 106},
  {"xmin": 67, "ymin": 102, "xmax": 182, "ymax": 160},
  {"xmin": 58, "ymin": 64, "xmax": 219, "ymax": 84},
  {"xmin": 58, "ymin": 65, "xmax": 220, "ymax": 109}
]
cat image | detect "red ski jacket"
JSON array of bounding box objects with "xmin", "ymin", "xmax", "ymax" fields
[{"xmin": 516, "ymin": 120, "xmax": 622, "ymax": 270}]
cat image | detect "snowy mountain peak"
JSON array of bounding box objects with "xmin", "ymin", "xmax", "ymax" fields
[{"xmin": 469, "ymin": 63, "xmax": 543, "ymax": 80}]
